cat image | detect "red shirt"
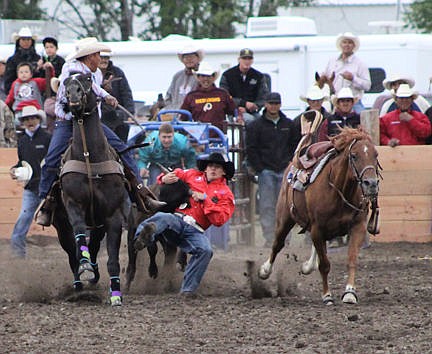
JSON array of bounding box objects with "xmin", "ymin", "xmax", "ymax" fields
[
  {"xmin": 157, "ymin": 168, "xmax": 235, "ymax": 230},
  {"xmin": 180, "ymin": 85, "xmax": 236, "ymax": 133},
  {"xmin": 380, "ymin": 109, "xmax": 431, "ymax": 146}
]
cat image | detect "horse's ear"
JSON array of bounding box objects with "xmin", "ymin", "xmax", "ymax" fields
[{"xmin": 315, "ymin": 72, "xmax": 320, "ymax": 81}]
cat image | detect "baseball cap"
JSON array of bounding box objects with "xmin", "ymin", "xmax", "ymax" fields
[
  {"xmin": 239, "ymin": 48, "xmax": 254, "ymax": 58},
  {"xmin": 265, "ymin": 92, "xmax": 281, "ymax": 104}
]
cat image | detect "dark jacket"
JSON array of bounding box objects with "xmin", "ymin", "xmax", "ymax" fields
[
  {"xmin": 246, "ymin": 110, "xmax": 296, "ymax": 173},
  {"xmin": 41, "ymin": 54, "xmax": 65, "ymax": 78},
  {"xmin": 15, "ymin": 127, "xmax": 51, "ymax": 193},
  {"xmin": 220, "ymin": 65, "xmax": 268, "ymax": 111},
  {"xmin": 101, "ymin": 60, "xmax": 135, "ymax": 130},
  {"xmin": 318, "ymin": 111, "xmax": 361, "ymax": 141},
  {"xmin": 4, "ymin": 40, "xmax": 42, "ymax": 94}
]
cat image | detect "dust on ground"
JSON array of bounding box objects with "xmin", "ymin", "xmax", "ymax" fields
[{"xmin": 1, "ymin": 232, "xmax": 432, "ymax": 353}]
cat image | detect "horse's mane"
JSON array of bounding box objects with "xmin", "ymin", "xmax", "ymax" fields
[{"xmin": 330, "ymin": 127, "xmax": 371, "ymax": 151}]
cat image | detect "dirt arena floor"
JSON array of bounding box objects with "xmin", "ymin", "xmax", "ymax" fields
[{"xmin": 1, "ymin": 231, "xmax": 432, "ymax": 353}]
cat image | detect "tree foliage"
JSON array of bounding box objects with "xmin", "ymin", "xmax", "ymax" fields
[
  {"xmin": 0, "ymin": 0, "xmax": 44, "ymax": 19},
  {"xmin": 405, "ymin": 0, "xmax": 432, "ymax": 33}
]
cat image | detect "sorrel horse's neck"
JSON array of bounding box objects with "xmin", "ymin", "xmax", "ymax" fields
[{"xmin": 329, "ymin": 149, "xmax": 358, "ymax": 198}]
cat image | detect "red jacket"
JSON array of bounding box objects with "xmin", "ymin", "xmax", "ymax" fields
[
  {"xmin": 158, "ymin": 168, "xmax": 235, "ymax": 230},
  {"xmin": 380, "ymin": 109, "xmax": 431, "ymax": 146}
]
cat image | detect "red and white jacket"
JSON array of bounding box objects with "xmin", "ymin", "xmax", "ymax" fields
[{"xmin": 158, "ymin": 168, "xmax": 235, "ymax": 230}]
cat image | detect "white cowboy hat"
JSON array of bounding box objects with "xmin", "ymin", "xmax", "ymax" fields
[
  {"xmin": 19, "ymin": 105, "xmax": 46, "ymax": 121},
  {"xmin": 193, "ymin": 61, "xmax": 219, "ymax": 79},
  {"xmin": 100, "ymin": 51, "xmax": 112, "ymax": 57},
  {"xmin": 14, "ymin": 161, "xmax": 33, "ymax": 186},
  {"xmin": 336, "ymin": 32, "xmax": 360, "ymax": 52},
  {"xmin": 382, "ymin": 74, "xmax": 415, "ymax": 90},
  {"xmin": 300, "ymin": 86, "xmax": 328, "ymax": 102},
  {"xmin": 50, "ymin": 77, "xmax": 60, "ymax": 93},
  {"xmin": 12, "ymin": 27, "xmax": 38, "ymax": 42},
  {"xmin": 392, "ymin": 83, "xmax": 418, "ymax": 99},
  {"xmin": 331, "ymin": 87, "xmax": 359, "ymax": 106},
  {"xmin": 177, "ymin": 44, "xmax": 204, "ymax": 62},
  {"xmin": 66, "ymin": 37, "xmax": 112, "ymax": 61}
]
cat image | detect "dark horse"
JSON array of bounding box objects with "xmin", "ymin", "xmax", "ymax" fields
[
  {"xmin": 53, "ymin": 73, "xmax": 128, "ymax": 306},
  {"xmin": 258, "ymin": 127, "xmax": 380, "ymax": 305}
]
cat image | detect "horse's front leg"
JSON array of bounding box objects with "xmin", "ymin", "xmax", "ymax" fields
[
  {"xmin": 105, "ymin": 216, "xmax": 123, "ymax": 306},
  {"xmin": 310, "ymin": 226, "xmax": 332, "ymax": 305},
  {"xmin": 66, "ymin": 203, "xmax": 95, "ymax": 282},
  {"xmin": 258, "ymin": 205, "xmax": 296, "ymax": 280},
  {"xmin": 87, "ymin": 227, "xmax": 105, "ymax": 284},
  {"xmin": 342, "ymin": 222, "xmax": 366, "ymax": 304}
]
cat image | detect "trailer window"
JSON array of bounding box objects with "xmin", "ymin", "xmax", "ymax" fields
[{"xmin": 366, "ymin": 68, "xmax": 386, "ymax": 94}]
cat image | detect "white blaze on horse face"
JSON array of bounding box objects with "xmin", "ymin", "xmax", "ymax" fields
[{"xmin": 363, "ymin": 145, "xmax": 369, "ymax": 156}]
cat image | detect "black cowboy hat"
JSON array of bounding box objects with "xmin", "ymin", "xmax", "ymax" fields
[{"xmin": 197, "ymin": 152, "xmax": 235, "ymax": 180}]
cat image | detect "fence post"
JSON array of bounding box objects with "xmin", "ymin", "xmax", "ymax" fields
[{"xmin": 360, "ymin": 109, "xmax": 380, "ymax": 145}]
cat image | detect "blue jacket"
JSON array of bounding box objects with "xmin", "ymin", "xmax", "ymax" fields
[{"xmin": 136, "ymin": 131, "xmax": 196, "ymax": 171}]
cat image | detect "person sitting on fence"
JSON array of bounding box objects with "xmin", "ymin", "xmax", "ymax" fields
[
  {"xmin": 180, "ymin": 61, "xmax": 236, "ymax": 134},
  {"xmin": 136, "ymin": 122, "xmax": 196, "ymax": 185},
  {"xmin": 133, "ymin": 152, "xmax": 235, "ymax": 298},
  {"xmin": 373, "ymin": 73, "xmax": 430, "ymax": 116},
  {"xmin": 380, "ymin": 84, "xmax": 431, "ymax": 147}
]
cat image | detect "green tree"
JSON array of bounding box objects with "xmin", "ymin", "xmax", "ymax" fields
[
  {"xmin": 0, "ymin": 0, "xmax": 44, "ymax": 19},
  {"xmin": 405, "ymin": 0, "xmax": 432, "ymax": 33},
  {"xmin": 245, "ymin": 0, "xmax": 315, "ymax": 17}
]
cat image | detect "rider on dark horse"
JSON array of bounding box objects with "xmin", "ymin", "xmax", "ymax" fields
[{"xmin": 35, "ymin": 37, "xmax": 166, "ymax": 226}]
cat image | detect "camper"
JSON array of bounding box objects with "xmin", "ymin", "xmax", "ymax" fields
[{"xmin": 2, "ymin": 28, "xmax": 432, "ymax": 117}]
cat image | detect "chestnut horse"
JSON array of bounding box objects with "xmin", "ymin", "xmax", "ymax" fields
[
  {"xmin": 258, "ymin": 127, "xmax": 380, "ymax": 305},
  {"xmin": 315, "ymin": 71, "xmax": 335, "ymax": 96}
]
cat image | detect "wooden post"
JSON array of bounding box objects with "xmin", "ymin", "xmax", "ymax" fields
[{"xmin": 360, "ymin": 109, "xmax": 380, "ymax": 145}]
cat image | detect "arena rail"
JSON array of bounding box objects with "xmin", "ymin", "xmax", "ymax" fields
[{"xmin": 0, "ymin": 146, "xmax": 431, "ymax": 243}]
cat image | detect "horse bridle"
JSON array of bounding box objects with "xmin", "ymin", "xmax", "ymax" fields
[{"xmin": 66, "ymin": 74, "xmax": 99, "ymax": 117}]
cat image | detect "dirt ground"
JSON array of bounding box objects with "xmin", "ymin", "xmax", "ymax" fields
[{"xmin": 1, "ymin": 231, "xmax": 432, "ymax": 354}]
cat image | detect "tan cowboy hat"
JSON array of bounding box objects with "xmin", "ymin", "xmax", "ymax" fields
[
  {"xmin": 336, "ymin": 32, "xmax": 360, "ymax": 52},
  {"xmin": 50, "ymin": 77, "xmax": 60, "ymax": 93},
  {"xmin": 382, "ymin": 73, "xmax": 415, "ymax": 90},
  {"xmin": 14, "ymin": 161, "xmax": 33, "ymax": 186},
  {"xmin": 331, "ymin": 87, "xmax": 359, "ymax": 106},
  {"xmin": 300, "ymin": 86, "xmax": 328, "ymax": 102},
  {"xmin": 193, "ymin": 61, "xmax": 219, "ymax": 79},
  {"xmin": 392, "ymin": 83, "xmax": 418, "ymax": 99},
  {"xmin": 12, "ymin": 27, "xmax": 38, "ymax": 42},
  {"xmin": 177, "ymin": 44, "xmax": 204, "ymax": 62},
  {"xmin": 19, "ymin": 105, "xmax": 46, "ymax": 121},
  {"xmin": 66, "ymin": 37, "xmax": 112, "ymax": 61}
]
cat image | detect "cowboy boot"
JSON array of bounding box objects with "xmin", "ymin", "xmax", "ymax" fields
[{"xmin": 34, "ymin": 182, "xmax": 59, "ymax": 227}]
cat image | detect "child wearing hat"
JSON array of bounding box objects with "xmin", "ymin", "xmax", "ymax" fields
[{"xmin": 9, "ymin": 105, "xmax": 51, "ymax": 258}]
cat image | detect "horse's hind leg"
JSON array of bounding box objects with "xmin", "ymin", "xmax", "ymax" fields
[
  {"xmin": 105, "ymin": 216, "xmax": 123, "ymax": 306},
  {"xmin": 87, "ymin": 227, "xmax": 104, "ymax": 284}
]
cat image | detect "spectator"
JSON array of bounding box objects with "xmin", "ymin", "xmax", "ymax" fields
[
  {"xmin": 164, "ymin": 45, "xmax": 203, "ymax": 110},
  {"xmin": 246, "ymin": 92, "xmax": 297, "ymax": 248},
  {"xmin": 220, "ymin": 48, "xmax": 269, "ymax": 124},
  {"xmin": 9, "ymin": 106, "xmax": 51, "ymax": 258},
  {"xmin": 380, "ymin": 84, "xmax": 431, "ymax": 147},
  {"xmin": 373, "ymin": 73, "xmax": 430, "ymax": 116},
  {"xmin": 134, "ymin": 152, "xmax": 235, "ymax": 297},
  {"xmin": 136, "ymin": 123, "xmax": 196, "ymax": 185},
  {"xmin": 35, "ymin": 37, "xmax": 165, "ymax": 227},
  {"xmin": 0, "ymin": 58, "xmax": 7, "ymax": 100},
  {"xmin": 318, "ymin": 87, "xmax": 361, "ymax": 141},
  {"xmin": 4, "ymin": 27, "xmax": 43, "ymax": 94},
  {"xmin": 99, "ymin": 51, "xmax": 134, "ymax": 142},
  {"xmin": 41, "ymin": 36, "xmax": 66, "ymax": 133},
  {"xmin": 5, "ymin": 61, "xmax": 53, "ymax": 124},
  {"xmin": 0, "ymin": 99, "xmax": 16, "ymax": 147},
  {"xmin": 181, "ymin": 61, "xmax": 236, "ymax": 134},
  {"xmin": 323, "ymin": 32, "xmax": 371, "ymax": 113},
  {"xmin": 293, "ymin": 86, "xmax": 331, "ymax": 146}
]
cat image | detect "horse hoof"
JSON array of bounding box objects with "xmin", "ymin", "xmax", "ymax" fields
[
  {"xmin": 342, "ymin": 290, "xmax": 358, "ymax": 304},
  {"xmin": 258, "ymin": 260, "xmax": 272, "ymax": 280},
  {"xmin": 110, "ymin": 295, "xmax": 123, "ymax": 306},
  {"xmin": 322, "ymin": 293, "xmax": 334, "ymax": 306},
  {"xmin": 78, "ymin": 262, "xmax": 95, "ymax": 282},
  {"xmin": 73, "ymin": 281, "xmax": 83, "ymax": 291}
]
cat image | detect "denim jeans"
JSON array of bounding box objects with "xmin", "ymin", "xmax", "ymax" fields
[
  {"xmin": 258, "ymin": 169, "xmax": 284, "ymax": 242},
  {"xmin": 39, "ymin": 120, "xmax": 141, "ymax": 198},
  {"xmin": 135, "ymin": 212, "xmax": 213, "ymax": 293},
  {"xmin": 147, "ymin": 164, "xmax": 163, "ymax": 186},
  {"xmin": 353, "ymin": 99, "xmax": 365, "ymax": 114},
  {"xmin": 11, "ymin": 189, "xmax": 41, "ymax": 258}
]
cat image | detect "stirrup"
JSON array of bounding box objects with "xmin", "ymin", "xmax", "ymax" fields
[{"xmin": 34, "ymin": 199, "xmax": 53, "ymax": 227}]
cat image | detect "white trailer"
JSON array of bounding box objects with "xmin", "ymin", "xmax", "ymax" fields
[{"xmin": 2, "ymin": 32, "xmax": 432, "ymax": 116}]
